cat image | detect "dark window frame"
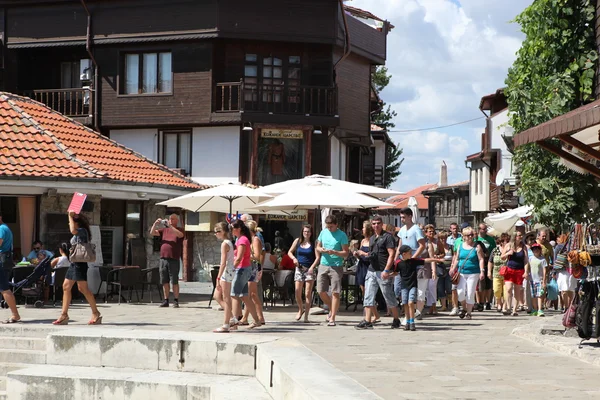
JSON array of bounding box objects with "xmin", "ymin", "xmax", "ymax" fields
[
  {"xmin": 120, "ymin": 51, "xmax": 173, "ymax": 96},
  {"xmin": 159, "ymin": 129, "xmax": 193, "ymax": 175}
]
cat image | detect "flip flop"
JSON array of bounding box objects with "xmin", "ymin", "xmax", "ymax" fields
[
  {"xmin": 238, "ymin": 321, "xmax": 250, "ymax": 326},
  {"xmin": 3, "ymin": 318, "xmax": 21, "ymax": 324},
  {"xmin": 327, "ymin": 321, "xmax": 336, "ymax": 327}
]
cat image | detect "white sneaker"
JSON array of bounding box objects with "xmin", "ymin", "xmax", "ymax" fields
[
  {"xmin": 415, "ymin": 310, "xmax": 423, "ymax": 320},
  {"xmin": 400, "ymin": 317, "xmax": 407, "ymax": 326},
  {"xmin": 449, "ymin": 308, "xmax": 459, "ymax": 316}
]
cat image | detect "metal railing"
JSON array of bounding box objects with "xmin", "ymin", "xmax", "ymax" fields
[
  {"xmin": 215, "ymin": 80, "xmax": 337, "ymax": 116},
  {"xmin": 24, "ymin": 88, "xmax": 93, "ymax": 118}
]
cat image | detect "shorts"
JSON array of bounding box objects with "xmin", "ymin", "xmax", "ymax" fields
[
  {"xmin": 0, "ymin": 255, "xmax": 11, "ymax": 292},
  {"xmin": 503, "ymin": 268, "xmax": 525, "ymax": 285},
  {"xmin": 65, "ymin": 262, "xmax": 88, "ymax": 281},
  {"xmin": 159, "ymin": 258, "xmax": 180, "ymax": 285},
  {"xmin": 294, "ymin": 266, "xmax": 315, "ymax": 282},
  {"xmin": 478, "ymin": 276, "xmax": 492, "ymax": 291},
  {"xmin": 530, "ymin": 281, "xmax": 543, "ymax": 298},
  {"xmin": 220, "ymin": 264, "xmax": 235, "ymax": 283},
  {"xmin": 401, "ymin": 286, "xmax": 417, "ymax": 304},
  {"xmin": 493, "ymin": 277, "xmax": 504, "ymax": 298},
  {"xmin": 231, "ymin": 266, "xmax": 252, "ymax": 297},
  {"xmin": 417, "ymin": 278, "xmax": 428, "ymax": 302},
  {"xmin": 248, "ymin": 262, "xmax": 260, "ymax": 283},
  {"xmin": 316, "ymin": 265, "xmax": 343, "ymax": 294},
  {"xmin": 363, "ymin": 270, "xmax": 398, "ymax": 308},
  {"xmin": 356, "ymin": 263, "xmax": 368, "ymax": 287},
  {"xmin": 557, "ymin": 270, "xmax": 577, "ymax": 292}
]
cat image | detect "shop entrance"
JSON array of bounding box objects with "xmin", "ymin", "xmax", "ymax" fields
[{"xmin": 0, "ymin": 196, "xmax": 37, "ymax": 261}]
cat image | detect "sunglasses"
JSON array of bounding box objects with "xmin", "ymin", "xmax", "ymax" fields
[
  {"xmin": 464, "ymin": 234, "xmax": 474, "ymax": 237},
  {"xmin": 33, "ymin": 247, "xmax": 41, "ymax": 251}
]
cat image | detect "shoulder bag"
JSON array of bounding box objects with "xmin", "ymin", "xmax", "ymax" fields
[
  {"xmin": 451, "ymin": 245, "xmax": 475, "ymax": 285},
  {"xmin": 70, "ymin": 229, "xmax": 97, "ymax": 263}
]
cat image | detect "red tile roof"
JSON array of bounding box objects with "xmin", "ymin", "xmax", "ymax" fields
[
  {"xmin": 384, "ymin": 183, "xmax": 438, "ymax": 210},
  {"xmin": 0, "ymin": 93, "xmax": 203, "ymax": 190}
]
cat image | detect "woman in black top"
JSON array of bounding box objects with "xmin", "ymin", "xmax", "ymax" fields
[{"xmin": 53, "ymin": 211, "xmax": 102, "ymax": 325}]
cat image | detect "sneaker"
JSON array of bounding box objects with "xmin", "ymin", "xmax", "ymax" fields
[
  {"xmin": 415, "ymin": 310, "xmax": 423, "ymax": 320},
  {"xmin": 159, "ymin": 300, "xmax": 169, "ymax": 308},
  {"xmin": 404, "ymin": 323, "xmax": 410, "ymax": 331},
  {"xmin": 531, "ymin": 310, "xmax": 538, "ymax": 317},
  {"xmin": 458, "ymin": 309, "xmax": 467, "ymax": 319},
  {"xmin": 485, "ymin": 303, "xmax": 492, "ymax": 311},
  {"xmin": 409, "ymin": 323, "xmax": 416, "ymax": 331},
  {"xmin": 476, "ymin": 303, "xmax": 484, "ymax": 312},
  {"xmin": 173, "ymin": 300, "xmax": 179, "ymax": 308},
  {"xmin": 538, "ymin": 311, "xmax": 545, "ymax": 317},
  {"xmin": 355, "ymin": 320, "xmax": 373, "ymax": 330},
  {"xmin": 391, "ymin": 318, "xmax": 401, "ymax": 329},
  {"xmin": 449, "ymin": 308, "xmax": 459, "ymax": 316}
]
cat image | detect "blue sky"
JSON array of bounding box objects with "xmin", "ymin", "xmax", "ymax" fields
[{"xmin": 349, "ymin": 0, "xmax": 532, "ymax": 191}]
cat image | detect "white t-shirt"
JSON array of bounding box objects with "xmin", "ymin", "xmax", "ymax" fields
[
  {"xmin": 56, "ymin": 255, "xmax": 70, "ymax": 268},
  {"xmin": 529, "ymin": 255, "xmax": 548, "ymax": 282},
  {"xmin": 223, "ymin": 240, "xmax": 234, "ymax": 269}
]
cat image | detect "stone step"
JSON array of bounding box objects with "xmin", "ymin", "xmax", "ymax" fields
[
  {"xmin": 0, "ymin": 324, "xmax": 61, "ymax": 338},
  {"xmin": 0, "ymin": 336, "xmax": 46, "ymax": 351},
  {"xmin": 0, "ymin": 376, "xmax": 5, "ymax": 391},
  {"xmin": 7, "ymin": 365, "xmax": 273, "ymax": 400},
  {"xmin": 0, "ymin": 363, "xmax": 38, "ymax": 376},
  {"xmin": 0, "ymin": 350, "xmax": 46, "ymax": 365}
]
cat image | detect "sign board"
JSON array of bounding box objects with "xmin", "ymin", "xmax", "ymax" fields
[
  {"xmin": 261, "ymin": 129, "xmax": 303, "ymax": 140},
  {"xmin": 266, "ymin": 211, "xmax": 308, "ymax": 221},
  {"xmin": 68, "ymin": 192, "xmax": 87, "ymax": 214}
]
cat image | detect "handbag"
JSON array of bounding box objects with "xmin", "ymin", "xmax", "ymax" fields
[
  {"xmin": 546, "ymin": 278, "xmax": 559, "ymax": 301},
  {"xmin": 69, "ymin": 229, "xmax": 96, "ymax": 263},
  {"xmin": 451, "ymin": 246, "xmax": 475, "ymax": 285},
  {"xmin": 562, "ymin": 291, "xmax": 579, "ymax": 329}
]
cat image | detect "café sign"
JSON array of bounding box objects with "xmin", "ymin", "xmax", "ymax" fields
[{"xmin": 261, "ymin": 129, "xmax": 303, "ymax": 140}]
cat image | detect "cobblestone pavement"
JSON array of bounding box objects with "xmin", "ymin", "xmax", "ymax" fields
[{"xmin": 8, "ymin": 283, "xmax": 600, "ymax": 399}]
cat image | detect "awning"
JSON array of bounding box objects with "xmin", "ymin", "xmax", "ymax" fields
[{"xmin": 513, "ymin": 99, "xmax": 600, "ymax": 178}]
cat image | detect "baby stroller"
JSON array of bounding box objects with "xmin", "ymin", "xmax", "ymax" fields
[{"xmin": 1, "ymin": 256, "xmax": 52, "ymax": 309}]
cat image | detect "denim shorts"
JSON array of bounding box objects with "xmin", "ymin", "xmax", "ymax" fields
[
  {"xmin": 0, "ymin": 253, "xmax": 11, "ymax": 292},
  {"xmin": 248, "ymin": 262, "xmax": 260, "ymax": 283},
  {"xmin": 231, "ymin": 266, "xmax": 252, "ymax": 297},
  {"xmin": 401, "ymin": 286, "xmax": 417, "ymax": 305},
  {"xmin": 363, "ymin": 270, "xmax": 398, "ymax": 308}
]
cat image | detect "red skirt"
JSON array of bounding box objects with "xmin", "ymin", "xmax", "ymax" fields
[{"xmin": 504, "ymin": 268, "xmax": 525, "ymax": 285}]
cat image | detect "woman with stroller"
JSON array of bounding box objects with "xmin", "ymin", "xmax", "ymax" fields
[{"xmin": 52, "ymin": 211, "xmax": 102, "ymax": 325}]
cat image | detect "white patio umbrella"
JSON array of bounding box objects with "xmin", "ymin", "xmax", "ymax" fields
[
  {"xmin": 407, "ymin": 196, "xmax": 419, "ymax": 224},
  {"xmin": 484, "ymin": 205, "xmax": 534, "ymax": 234},
  {"xmin": 251, "ymin": 182, "xmax": 393, "ymax": 211},
  {"xmin": 157, "ymin": 183, "xmax": 272, "ymax": 214},
  {"xmin": 259, "ymin": 174, "xmax": 402, "ymax": 198}
]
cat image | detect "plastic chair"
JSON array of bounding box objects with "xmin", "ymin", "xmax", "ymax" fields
[
  {"xmin": 139, "ymin": 267, "xmax": 163, "ymax": 303},
  {"xmin": 52, "ymin": 267, "xmax": 69, "ymax": 306},
  {"xmin": 261, "ymin": 270, "xmax": 275, "ymax": 308}
]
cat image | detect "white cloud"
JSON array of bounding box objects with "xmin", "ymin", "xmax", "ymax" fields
[{"xmin": 350, "ymin": 0, "xmax": 530, "ymax": 192}]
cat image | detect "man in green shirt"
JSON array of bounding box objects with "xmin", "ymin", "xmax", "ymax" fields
[{"xmin": 476, "ymin": 223, "xmax": 496, "ymax": 311}]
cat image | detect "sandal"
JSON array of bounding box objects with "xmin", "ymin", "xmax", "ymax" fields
[
  {"xmin": 213, "ymin": 326, "xmax": 230, "ymax": 333},
  {"xmin": 248, "ymin": 321, "xmax": 261, "ymax": 329},
  {"xmin": 238, "ymin": 321, "xmax": 250, "ymax": 326},
  {"xmin": 88, "ymin": 315, "xmax": 102, "ymax": 325},
  {"xmin": 259, "ymin": 320, "xmax": 266, "ymax": 325},
  {"xmin": 511, "ymin": 312, "xmax": 519, "ymax": 317},
  {"xmin": 3, "ymin": 317, "xmax": 21, "ymax": 324},
  {"xmin": 53, "ymin": 315, "xmax": 69, "ymax": 325},
  {"xmin": 465, "ymin": 313, "xmax": 472, "ymax": 320},
  {"xmin": 327, "ymin": 321, "xmax": 336, "ymax": 327},
  {"xmin": 502, "ymin": 310, "xmax": 511, "ymax": 316}
]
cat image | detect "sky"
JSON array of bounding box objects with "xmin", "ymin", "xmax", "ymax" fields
[{"xmin": 350, "ymin": 0, "xmax": 533, "ymax": 192}]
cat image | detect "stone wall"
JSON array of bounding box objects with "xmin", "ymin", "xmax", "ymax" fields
[{"xmin": 193, "ymin": 231, "xmax": 221, "ymax": 281}]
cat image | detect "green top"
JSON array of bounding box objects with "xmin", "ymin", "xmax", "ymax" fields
[{"xmin": 491, "ymin": 247, "xmax": 504, "ymax": 278}]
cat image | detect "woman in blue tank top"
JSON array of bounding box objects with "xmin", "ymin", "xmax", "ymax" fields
[
  {"xmin": 289, "ymin": 224, "xmax": 318, "ymax": 322},
  {"xmin": 450, "ymin": 227, "xmax": 485, "ymax": 320}
]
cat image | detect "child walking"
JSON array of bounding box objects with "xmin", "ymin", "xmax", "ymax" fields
[
  {"xmin": 529, "ymin": 243, "xmax": 548, "ymax": 317},
  {"xmin": 394, "ymin": 245, "xmax": 442, "ymax": 331}
]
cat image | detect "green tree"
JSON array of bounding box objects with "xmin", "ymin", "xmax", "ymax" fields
[
  {"xmin": 372, "ymin": 66, "xmax": 403, "ymax": 187},
  {"xmin": 505, "ymin": 0, "xmax": 600, "ymax": 229}
]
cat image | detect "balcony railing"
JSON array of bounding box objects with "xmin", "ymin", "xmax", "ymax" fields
[
  {"xmin": 215, "ymin": 80, "xmax": 337, "ymax": 116},
  {"xmin": 24, "ymin": 88, "xmax": 93, "ymax": 119}
]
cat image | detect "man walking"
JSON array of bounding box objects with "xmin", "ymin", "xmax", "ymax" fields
[
  {"xmin": 355, "ymin": 216, "xmax": 401, "ymax": 329},
  {"xmin": 150, "ymin": 214, "xmax": 184, "ymax": 308},
  {"xmin": 475, "ymin": 223, "xmax": 496, "ymax": 311},
  {"xmin": 316, "ymin": 215, "xmax": 349, "ymax": 326},
  {"xmin": 0, "ymin": 213, "xmax": 21, "ymax": 323}
]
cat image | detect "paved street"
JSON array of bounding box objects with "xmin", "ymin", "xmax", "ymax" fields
[{"xmin": 6, "ymin": 283, "xmax": 600, "ymax": 400}]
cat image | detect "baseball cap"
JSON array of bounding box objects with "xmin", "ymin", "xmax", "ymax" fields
[
  {"xmin": 398, "ymin": 245, "xmax": 413, "ymax": 255},
  {"xmin": 530, "ymin": 243, "xmax": 542, "ymax": 250},
  {"xmin": 460, "ymin": 222, "xmax": 470, "ymax": 230},
  {"xmin": 515, "ymin": 220, "xmax": 525, "ymax": 227}
]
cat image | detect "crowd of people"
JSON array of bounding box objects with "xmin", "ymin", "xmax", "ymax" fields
[{"xmin": 208, "ymin": 207, "xmax": 572, "ymax": 333}]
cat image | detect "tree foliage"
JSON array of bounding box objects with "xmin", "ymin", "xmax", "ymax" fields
[
  {"xmin": 372, "ymin": 66, "xmax": 403, "ymax": 187},
  {"xmin": 505, "ymin": 0, "xmax": 600, "ymax": 229}
]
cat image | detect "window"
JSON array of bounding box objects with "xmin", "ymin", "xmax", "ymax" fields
[
  {"xmin": 61, "ymin": 62, "xmax": 82, "ymax": 89},
  {"xmin": 243, "ymin": 53, "xmax": 301, "ymax": 104},
  {"xmin": 126, "ymin": 202, "xmax": 143, "ymax": 239},
  {"xmin": 160, "ymin": 129, "xmax": 191, "ymax": 175},
  {"xmin": 124, "ymin": 52, "xmax": 172, "ymax": 95}
]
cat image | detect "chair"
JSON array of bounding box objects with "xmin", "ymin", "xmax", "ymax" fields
[
  {"xmin": 105, "ymin": 267, "xmax": 141, "ymax": 304},
  {"xmin": 261, "ymin": 270, "xmax": 275, "ymax": 308},
  {"xmin": 139, "ymin": 267, "xmax": 163, "ymax": 303},
  {"xmin": 273, "ymin": 271, "xmax": 295, "ymax": 306},
  {"xmin": 209, "ymin": 267, "xmax": 219, "ymax": 307},
  {"xmin": 95, "ymin": 266, "xmax": 113, "ymax": 298},
  {"xmin": 52, "ymin": 267, "xmax": 69, "ymax": 306}
]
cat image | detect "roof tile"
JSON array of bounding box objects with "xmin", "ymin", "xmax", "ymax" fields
[{"xmin": 0, "ymin": 93, "xmax": 204, "ymax": 189}]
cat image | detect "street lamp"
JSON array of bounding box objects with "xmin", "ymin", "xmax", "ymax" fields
[{"xmin": 502, "ymin": 179, "xmax": 511, "ymax": 193}]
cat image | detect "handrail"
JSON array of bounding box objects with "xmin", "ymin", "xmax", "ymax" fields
[{"xmin": 24, "ymin": 87, "xmax": 93, "ymax": 119}]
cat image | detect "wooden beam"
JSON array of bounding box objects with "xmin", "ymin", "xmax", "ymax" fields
[
  {"xmin": 537, "ymin": 141, "xmax": 600, "ymax": 179},
  {"xmin": 559, "ymin": 135, "xmax": 600, "ymax": 161}
]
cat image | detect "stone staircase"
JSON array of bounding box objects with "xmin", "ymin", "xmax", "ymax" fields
[{"xmin": 0, "ymin": 326, "xmax": 381, "ymax": 400}]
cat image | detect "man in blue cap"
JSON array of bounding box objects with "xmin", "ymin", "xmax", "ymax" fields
[{"xmin": 0, "ymin": 213, "xmax": 21, "ymax": 323}]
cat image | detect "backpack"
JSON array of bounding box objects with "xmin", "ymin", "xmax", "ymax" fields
[{"xmin": 576, "ymin": 281, "xmax": 599, "ymax": 340}]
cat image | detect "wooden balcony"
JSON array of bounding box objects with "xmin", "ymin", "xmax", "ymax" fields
[
  {"xmin": 215, "ymin": 81, "xmax": 338, "ymax": 116},
  {"xmin": 24, "ymin": 88, "xmax": 93, "ymax": 124}
]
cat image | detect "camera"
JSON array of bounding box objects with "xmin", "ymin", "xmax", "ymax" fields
[{"xmin": 158, "ymin": 219, "xmax": 170, "ymax": 228}]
